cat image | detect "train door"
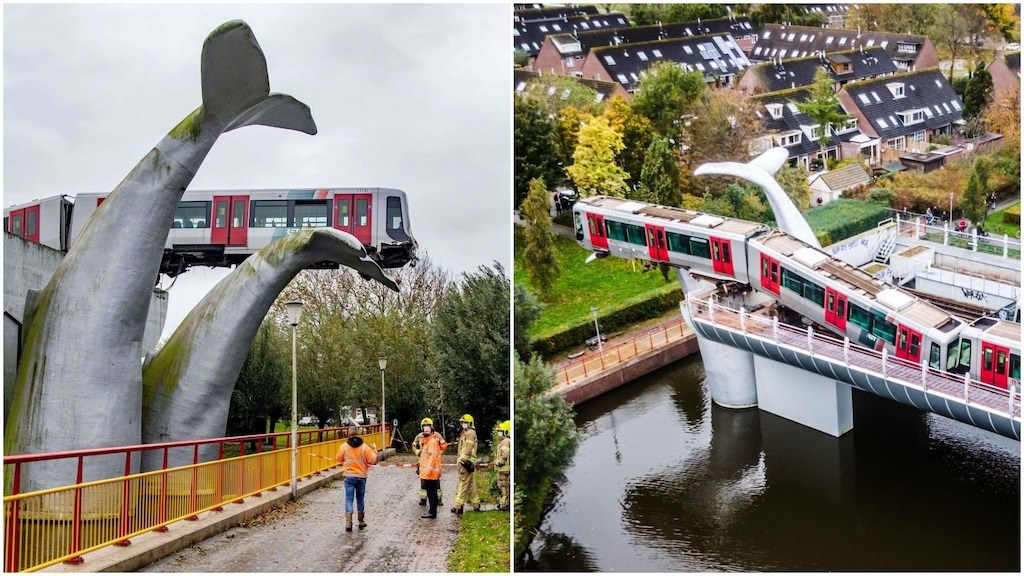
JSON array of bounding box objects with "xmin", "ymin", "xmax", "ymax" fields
[
  {"xmin": 8, "ymin": 208, "xmax": 23, "ymax": 237},
  {"xmin": 979, "ymin": 342, "xmax": 1010, "ymax": 389},
  {"xmin": 825, "ymin": 287, "xmax": 847, "ymax": 331},
  {"xmin": 709, "ymin": 237, "xmax": 734, "ymax": 276},
  {"xmin": 586, "ymin": 213, "xmax": 608, "ymax": 250},
  {"xmin": 334, "ymin": 193, "xmax": 373, "ymax": 244},
  {"xmin": 895, "ymin": 325, "xmax": 923, "ymax": 364},
  {"xmin": 760, "ymin": 254, "xmax": 780, "ymax": 295},
  {"xmin": 211, "ymin": 195, "xmax": 249, "ymax": 246},
  {"xmin": 645, "ymin": 224, "xmax": 668, "ymax": 261}
]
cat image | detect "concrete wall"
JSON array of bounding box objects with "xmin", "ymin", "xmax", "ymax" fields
[
  {"xmin": 824, "ymin": 222, "xmax": 895, "ymax": 267},
  {"xmin": 4, "ymin": 232, "xmax": 169, "ymax": 417}
]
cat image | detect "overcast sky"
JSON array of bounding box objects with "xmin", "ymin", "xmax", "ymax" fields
[{"xmin": 4, "ymin": 3, "xmax": 511, "ymax": 339}]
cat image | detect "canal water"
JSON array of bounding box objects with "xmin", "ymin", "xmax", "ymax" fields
[{"xmin": 522, "ymin": 356, "xmax": 1020, "ymax": 572}]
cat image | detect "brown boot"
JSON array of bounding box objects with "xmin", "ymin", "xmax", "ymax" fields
[
  {"xmin": 345, "ymin": 513, "xmax": 353, "ymax": 532},
  {"xmin": 357, "ymin": 512, "xmax": 367, "ymax": 529}
]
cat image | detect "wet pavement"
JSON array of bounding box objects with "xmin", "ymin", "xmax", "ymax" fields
[{"xmin": 140, "ymin": 465, "xmax": 462, "ymax": 572}]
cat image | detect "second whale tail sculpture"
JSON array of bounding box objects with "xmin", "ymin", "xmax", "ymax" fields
[
  {"xmin": 6, "ymin": 20, "xmax": 316, "ymax": 493},
  {"xmin": 693, "ymin": 147, "xmax": 821, "ymax": 249},
  {"xmin": 141, "ymin": 229, "xmax": 397, "ymax": 470}
]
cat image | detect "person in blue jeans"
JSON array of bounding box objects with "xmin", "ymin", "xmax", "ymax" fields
[{"xmin": 335, "ymin": 426, "xmax": 379, "ymax": 532}]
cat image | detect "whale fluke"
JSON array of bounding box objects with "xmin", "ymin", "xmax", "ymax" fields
[
  {"xmin": 141, "ymin": 229, "xmax": 396, "ymax": 469},
  {"xmin": 693, "ymin": 147, "xmax": 820, "ymax": 248}
]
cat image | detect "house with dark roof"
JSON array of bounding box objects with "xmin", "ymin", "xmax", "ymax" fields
[
  {"xmin": 579, "ymin": 33, "xmax": 751, "ymax": 92},
  {"xmin": 515, "ymin": 11, "xmax": 630, "ymax": 58},
  {"xmin": 750, "ymin": 24, "xmax": 938, "ymax": 72},
  {"xmin": 837, "ymin": 68, "xmax": 963, "ymax": 164},
  {"xmin": 534, "ymin": 16, "xmax": 757, "ymax": 75},
  {"xmin": 514, "ymin": 5, "xmax": 599, "ymax": 23},
  {"xmin": 749, "ymin": 87, "xmax": 867, "ymax": 172},
  {"xmin": 513, "ymin": 69, "xmax": 631, "ymax": 103},
  {"xmin": 738, "ymin": 47, "xmax": 898, "ymax": 94},
  {"xmin": 987, "ymin": 50, "xmax": 1021, "ymax": 104}
]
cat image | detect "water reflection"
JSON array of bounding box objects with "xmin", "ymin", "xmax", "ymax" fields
[{"xmin": 523, "ymin": 356, "xmax": 1020, "ymax": 572}]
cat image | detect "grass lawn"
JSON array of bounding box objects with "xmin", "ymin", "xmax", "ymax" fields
[
  {"xmin": 449, "ymin": 509, "xmax": 511, "ymax": 572},
  {"xmin": 983, "ymin": 202, "xmax": 1021, "ymax": 238},
  {"xmin": 513, "ymin": 226, "xmax": 679, "ymax": 337}
]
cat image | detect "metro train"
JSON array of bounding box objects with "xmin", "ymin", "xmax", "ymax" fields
[
  {"xmin": 573, "ymin": 195, "xmax": 1021, "ymax": 390},
  {"xmin": 4, "ymin": 188, "xmax": 417, "ymax": 276}
]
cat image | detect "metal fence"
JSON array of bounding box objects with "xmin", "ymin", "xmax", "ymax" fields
[
  {"xmin": 555, "ymin": 317, "xmax": 691, "ymax": 386},
  {"xmin": 3, "ymin": 425, "xmax": 390, "ymax": 572}
]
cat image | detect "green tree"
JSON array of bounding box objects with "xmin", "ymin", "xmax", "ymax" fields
[
  {"xmin": 664, "ymin": 4, "xmax": 725, "ymax": 23},
  {"xmin": 514, "ymin": 49, "xmax": 530, "ymax": 68},
  {"xmin": 629, "ymin": 3, "xmax": 659, "ymax": 26},
  {"xmin": 635, "ymin": 136, "xmax": 682, "ymax": 207},
  {"xmin": 228, "ymin": 318, "xmax": 290, "ymax": 436},
  {"xmin": 963, "ymin": 67, "xmax": 994, "ymax": 121},
  {"xmin": 566, "ymin": 114, "xmax": 630, "ymax": 197},
  {"xmin": 849, "ymin": 4, "xmax": 938, "ymax": 36},
  {"xmin": 521, "ymin": 178, "xmax": 562, "ymax": 296},
  {"xmin": 515, "ymin": 96, "xmax": 563, "ymax": 209},
  {"xmin": 603, "ymin": 96, "xmax": 657, "ymax": 189},
  {"xmin": 961, "ymin": 157, "xmax": 991, "ymax": 224},
  {"xmin": 775, "ymin": 164, "xmax": 812, "ymax": 210},
  {"xmin": 513, "ymin": 283, "xmax": 541, "ymax": 361},
  {"xmin": 744, "ymin": 4, "xmax": 826, "ymax": 28},
  {"xmin": 795, "ymin": 69, "xmax": 850, "ymax": 159},
  {"xmin": 513, "ymin": 355, "xmax": 579, "ymax": 496},
  {"xmin": 432, "ymin": 264, "xmax": 511, "ymax": 438},
  {"xmin": 932, "ymin": 5, "xmax": 987, "ymax": 83},
  {"xmin": 525, "ymin": 74, "xmax": 602, "ymax": 117},
  {"xmin": 631, "ymin": 62, "xmax": 706, "ymax": 137},
  {"xmin": 866, "ymin": 187, "xmax": 896, "ymax": 206}
]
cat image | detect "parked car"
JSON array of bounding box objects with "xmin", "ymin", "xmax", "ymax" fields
[
  {"xmin": 298, "ymin": 416, "xmax": 317, "ymax": 426},
  {"xmin": 1006, "ymin": 42, "xmax": 1020, "ymax": 51}
]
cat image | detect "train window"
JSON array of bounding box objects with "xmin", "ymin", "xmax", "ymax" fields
[
  {"xmin": 605, "ymin": 220, "xmax": 626, "ymax": 241},
  {"xmin": 957, "ymin": 339, "xmax": 972, "ymax": 368},
  {"xmin": 625, "ymin": 223, "xmax": 646, "ymax": 246},
  {"xmin": 804, "ymin": 281, "xmax": 824, "ymax": 306},
  {"xmin": 294, "ymin": 201, "xmax": 328, "ymax": 227},
  {"xmin": 175, "ymin": 202, "xmax": 209, "ymax": 228},
  {"xmin": 233, "ymin": 200, "xmax": 245, "ymax": 227},
  {"xmin": 995, "ymin": 350, "xmax": 1006, "ymax": 375},
  {"xmin": 947, "ymin": 342, "xmax": 961, "ymax": 371},
  {"xmin": 871, "ymin": 319, "xmax": 896, "ymax": 344},
  {"xmin": 3, "ymin": 217, "xmax": 7, "ymax": 231},
  {"xmin": 720, "ymin": 242, "xmax": 731, "ymax": 263},
  {"xmin": 574, "ymin": 212, "xmax": 584, "ymax": 239},
  {"xmin": 848, "ymin": 303, "xmax": 871, "ymax": 330},
  {"xmin": 982, "ymin": 347, "xmax": 993, "ymax": 371},
  {"xmin": 338, "ymin": 199, "xmax": 350, "ymax": 228},
  {"xmin": 1010, "ymin": 354, "xmax": 1020, "ymax": 379},
  {"xmin": 689, "ymin": 237, "xmax": 710, "ymax": 259},
  {"xmin": 666, "ymin": 231, "xmax": 690, "ymax": 254},
  {"xmin": 26, "ymin": 210, "xmax": 37, "ymax": 237},
  {"xmin": 356, "ymin": 199, "xmax": 369, "ymax": 226},
  {"xmin": 215, "ymin": 200, "xmax": 228, "ymax": 228},
  {"xmin": 781, "ymin": 267, "xmax": 803, "ymax": 294},
  {"xmin": 253, "ymin": 201, "xmax": 288, "ymax": 227},
  {"xmin": 929, "ymin": 343, "xmax": 941, "ymax": 369},
  {"xmin": 386, "ymin": 197, "xmax": 403, "ymax": 231},
  {"xmin": 909, "ymin": 334, "xmax": 920, "ymax": 358},
  {"xmin": 12, "ymin": 214, "xmax": 22, "ymax": 236}
]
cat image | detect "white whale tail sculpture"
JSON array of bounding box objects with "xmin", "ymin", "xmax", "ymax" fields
[
  {"xmin": 7, "ymin": 20, "xmax": 317, "ymax": 492},
  {"xmin": 693, "ymin": 147, "xmax": 820, "ymax": 249}
]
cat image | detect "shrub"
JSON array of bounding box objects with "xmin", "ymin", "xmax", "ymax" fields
[
  {"xmin": 804, "ymin": 199, "xmax": 892, "ymax": 246},
  {"xmin": 1003, "ymin": 204, "xmax": 1020, "ymax": 225},
  {"xmin": 866, "ymin": 187, "xmax": 896, "ymax": 206}
]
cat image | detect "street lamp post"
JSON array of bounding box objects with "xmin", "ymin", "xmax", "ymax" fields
[
  {"xmin": 591, "ymin": 306, "xmax": 603, "ymax": 352},
  {"xmin": 285, "ymin": 300, "xmax": 304, "ymax": 501},
  {"xmin": 378, "ymin": 357, "xmax": 387, "ymax": 459},
  {"xmin": 949, "ymin": 192, "xmax": 954, "ymax": 227}
]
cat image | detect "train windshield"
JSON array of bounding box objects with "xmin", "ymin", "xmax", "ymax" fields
[
  {"xmin": 386, "ymin": 196, "xmax": 403, "ymax": 231},
  {"xmin": 955, "ymin": 339, "xmax": 972, "ymax": 372}
]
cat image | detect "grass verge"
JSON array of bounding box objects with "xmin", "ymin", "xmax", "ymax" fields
[
  {"xmin": 449, "ymin": 469, "xmax": 510, "ymax": 572},
  {"xmin": 983, "ymin": 202, "xmax": 1021, "ymax": 238}
]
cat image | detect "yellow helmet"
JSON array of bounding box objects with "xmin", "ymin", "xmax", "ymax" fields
[
  {"xmin": 459, "ymin": 414, "xmax": 474, "ymax": 426},
  {"xmin": 498, "ymin": 420, "xmax": 511, "ymax": 434},
  {"xmin": 420, "ymin": 417, "xmax": 433, "ymax": 426}
]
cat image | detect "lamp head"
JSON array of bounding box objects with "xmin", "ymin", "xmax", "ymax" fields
[
  {"xmin": 284, "ymin": 300, "xmax": 304, "ymax": 326},
  {"xmin": 378, "ymin": 356, "xmax": 387, "ymax": 371}
]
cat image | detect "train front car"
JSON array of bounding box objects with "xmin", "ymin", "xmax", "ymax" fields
[{"xmin": 372, "ymin": 187, "xmax": 417, "ymax": 269}]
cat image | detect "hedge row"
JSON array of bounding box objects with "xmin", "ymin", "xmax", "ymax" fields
[
  {"xmin": 531, "ymin": 283, "xmax": 682, "ymax": 358},
  {"xmin": 1003, "ymin": 204, "xmax": 1021, "ymax": 225},
  {"xmin": 803, "ymin": 199, "xmax": 892, "ymax": 246}
]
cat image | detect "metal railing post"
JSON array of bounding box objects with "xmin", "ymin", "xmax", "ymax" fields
[
  {"xmin": 116, "ymin": 452, "xmax": 134, "ymax": 543},
  {"xmin": 881, "ymin": 348, "xmax": 888, "ymax": 377},
  {"xmin": 921, "ymin": 358, "xmax": 928, "ymax": 389},
  {"xmin": 963, "ymin": 373, "xmax": 971, "ymax": 404},
  {"xmin": 64, "ymin": 456, "xmax": 85, "ymax": 564},
  {"xmin": 1003, "ymin": 234, "xmax": 1008, "ymax": 258},
  {"xmin": 843, "ymin": 337, "xmax": 850, "ymax": 366},
  {"xmin": 739, "ymin": 307, "xmax": 746, "ymax": 333},
  {"xmin": 5, "ymin": 463, "xmax": 22, "ymax": 572},
  {"xmin": 708, "ymin": 299, "xmax": 715, "ymax": 322},
  {"xmin": 155, "ymin": 448, "xmax": 170, "ymax": 532},
  {"xmin": 806, "ymin": 325, "xmax": 813, "ymax": 352},
  {"xmin": 186, "ymin": 445, "xmax": 200, "ymax": 520},
  {"xmin": 772, "ymin": 316, "xmax": 779, "ymax": 342}
]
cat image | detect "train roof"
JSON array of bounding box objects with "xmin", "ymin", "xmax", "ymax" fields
[
  {"xmin": 3, "ymin": 195, "xmax": 72, "ymax": 214},
  {"xmin": 971, "ymin": 317, "xmax": 1021, "ymax": 342},
  {"xmin": 5, "ymin": 189, "xmax": 404, "ymax": 212},
  {"xmin": 756, "ymin": 230, "xmax": 960, "ymax": 331},
  {"xmin": 578, "ymin": 196, "xmax": 768, "ymax": 237}
]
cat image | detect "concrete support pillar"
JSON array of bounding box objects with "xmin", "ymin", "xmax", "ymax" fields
[
  {"xmin": 675, "ymin": 268, "xmax": 757, "ymax": 409},
  {"xmin": 753, "ymin": 355, "xmax": 853, "ymax": 437}
]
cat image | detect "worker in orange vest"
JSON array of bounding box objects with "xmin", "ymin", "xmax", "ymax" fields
[
  {"xmin": 336, "ymin": 426, "xmax": 378, "ymax": 532},
  {"xmin": 412, "ymin": 418, "xmax": 445, "ymax": 506},
  {"xmin": 417, "ymin": 417, "xmax": 448, "ymax": 519}
]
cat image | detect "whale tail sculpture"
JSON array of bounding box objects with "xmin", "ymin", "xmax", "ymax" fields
[
  {"xmin": 693, "ymin": 147, "xmax": 820, "ymax": 249},
  {"xmin": 7, "ymin": 20, "xmax": 317, "ymax": 493}
]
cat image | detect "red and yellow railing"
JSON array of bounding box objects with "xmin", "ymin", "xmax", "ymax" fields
[
  {"xmin": 3, "ymin": 425, "xmax": 390, "ymax": 572},
  {"xmin": 554, "ymin": 317, "xmax": 692, "ymax": 386}
]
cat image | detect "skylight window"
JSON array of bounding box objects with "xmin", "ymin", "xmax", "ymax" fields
[
  {"xmin": 825, "ymin": 36, "xmax": 834, "ymax": 44},
  {"xmin": 934, "ymin": 105, "xmax": 943, "ymax": 115},
  {"xmin": 923, "ymin": 108, "xmax": 933, "ymax": 118},
  {"xmin": 877, "ymin": 117, "xmax": 888, "ymax": 128},
  {"xmin": 779, "ymin": 49, "xmax": 788, "ymax": 58},
  {"xmin": 934, "ymin": 79, "xmax": 942, "ymax": 88},
  {"xmin": 516, "ymin": 81, "xmax": 527, "ymax": 92},
  {"xmin": 683, "ymin": 45, "xmax": 694, "ymax": 54},
  {"xmin": 553, "ymin": 24, "xmax": 561, "ymax": 31},
  {"xmin": 787, "ymin": 103, "xmax": 799, "ymax": 114},
  {"xmin": 521, "ymin": 43, "xmax": 530, "ymax": 51},
  {"xmin": 653, "ymin": 49, "xmax": 663, "ymax": 58},
  {"xmin": 787, "ymin": 33, "xmax": 796, "ymax": 41},
  {"xmin": 709, "ymin": 60, "xmax": 719, "ymax": 70},
  {"xmin": 951, "ymin": 100, "xmax": 961, "ymax": 111},
  {"xmin": 880, "ymin": 40, "xmax": 888, "ymax": 48},
  {"xmin": 866, "ymin": 39, "xmax": 875, "ymax": 47},
  {"xmin": 593, "ymin": 21, "xmax": 601, "ymax": 28},
  {"xmin": 685, "ymin": 27, "xmax": 694, "ymax": 35},
  {"xmin": 617, "ymin": 73, "xmax": 628, "ymax": 83},
  {"xmin": 858, "ymin": 93, "xmax": 871, "ymax": 105},
  {"xmin": 638, "ymin": 51, "xmax": 648, "ymax": 61},
  {"xmin": 604, "ymin": 55, "xmax": 616, "ymax": 66},
  {"xmin": 764, "ymin": 31, "xmax": 772, "ymax": 39},
  {"xmin": 617, "ymin": 18, "xmax": 626, "ymax": 24},
  {"xmin": 839, "ymin": 37, "xmax": 847, "ymax": 45},
  {"xmin": 630, "ymin": 72, "xmax": 639, "ymax": 82},
  {"xmin": 942, "ymin": 102, "xmax": 952, "ymax": 113},
  {"xmin": 695, "ymin": 63, "xmax": 705, "ymax": 71},
  {"xmin": 889, "ymin": 115, "xmax": 898, "ymax": 126},
  {"xmin": 800, "ymin": 34, "xmax": 808, "ymax": 42},
  {"xmin": 539, "ymin": 25, "xmax": 548, "ymax": 32}
]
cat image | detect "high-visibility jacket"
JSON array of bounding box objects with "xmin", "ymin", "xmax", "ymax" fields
[
  {"xmin": 457, "ymin": 427, "xmax": 477, "ymax": 465},
  {"xmin": 418, "ymin": 432, "xmax": 447, "ymax": 480},
  {"xmin": 336, "ymin": 440, "xmax": 378, "ymax": 478},
  {"xmin": 494, "ymin": 436, "xmax": 510, "ymax": 473}
]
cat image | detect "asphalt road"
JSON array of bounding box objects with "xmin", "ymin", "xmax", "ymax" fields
[{"xmin": 140, "ymin": 465, "xmax": 463, "ymax": 572}]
